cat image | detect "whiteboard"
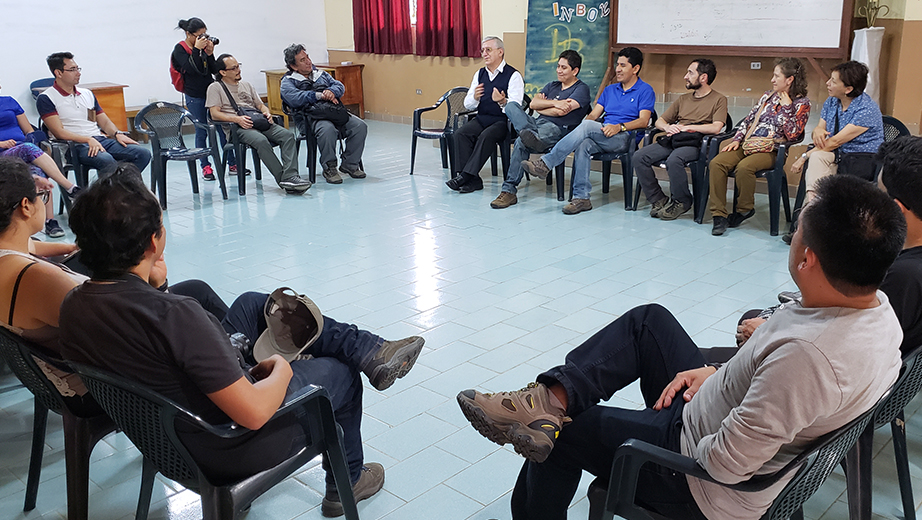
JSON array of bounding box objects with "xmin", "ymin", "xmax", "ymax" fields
[{"xmin": 616, "ymin": 0, "xmax": 851, "ymax": 56}]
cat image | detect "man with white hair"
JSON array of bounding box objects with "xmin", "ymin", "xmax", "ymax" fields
[{"xmin": 447, "ymin": 36, "xmax": 524, "ymax": 193}]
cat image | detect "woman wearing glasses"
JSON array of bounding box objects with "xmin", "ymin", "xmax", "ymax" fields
[{"xmin": 0, "ymin": 84, "xmax": 80, "ymax": 237}]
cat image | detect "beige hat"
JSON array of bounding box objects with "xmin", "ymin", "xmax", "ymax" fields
[{"xmin": 252, "ymin": 287, "xmax": 324, "ymax": 362}]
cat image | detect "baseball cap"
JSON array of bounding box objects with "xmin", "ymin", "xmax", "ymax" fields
[{"xmin": 252, "ymin": 287, "xmax": 324, "ymax": 362}]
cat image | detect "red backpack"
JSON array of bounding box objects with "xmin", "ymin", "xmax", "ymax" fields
[{"xmin": 170, "ymin": 41, "xmax": 193, "ymax": 93}]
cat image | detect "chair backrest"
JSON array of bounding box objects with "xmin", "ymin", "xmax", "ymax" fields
[
  {"xmin": 72, "ymin": 362, "xmax": 205, "ymax": 487},
  {"xmin": 0, "ymin": 327, "xmax": 67, "ymax": 416},
  {"xmin": 135, "ymin": 102, "xmax": 195, "ymax": 151},
  {"xmin": 882, "ymin": 115, "xmax": 911, "ymax": 143},
  {"xmin": 873, "ymin": 345, "xmax": 922, "ymax": 428},
  {"xmin": 759, "ymin": 392, "xmax": 883, "ymax": 520},
  {"xmin": 30, "ymin": 78, "xmax": 55, "ymax": 101},
  {"xmin": 443, "ymin": 86, "xmax": 471, "ymax": 132},
  {"xmin": 724, "ymin": 113, "xmax": 733, "ymax": 134}
]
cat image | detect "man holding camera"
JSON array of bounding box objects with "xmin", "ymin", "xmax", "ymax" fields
[{"xmin": 206, "ymin": 54, "xmax": 311, "ymax": 193}]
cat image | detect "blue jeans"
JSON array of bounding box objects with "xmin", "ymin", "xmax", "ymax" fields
[
  {"xmin": 502, "ymin": 102, "xmax": 563, "ymax": 194},
  {"xmin": 541, "ymin": 120, "xmax": 631, "ymax": 200},
  {"xmin": 511, "ymin": 304, "xmax": 707, "ymax": 520},
  {"xmin": 221, "ymin": 291, "xmax": 384, "ymax": 487},
  {"xmin": 71, "ymin": 136, "xmax": 152, "ymax": 178},
  {"xmin": 185, "ymin": 94, "xmax": 234, "ymax": 167}
]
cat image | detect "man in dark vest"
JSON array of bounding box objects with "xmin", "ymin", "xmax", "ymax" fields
[{"xmin": 447, "ymin": 36, "xmax": 524, "ymax": 193}]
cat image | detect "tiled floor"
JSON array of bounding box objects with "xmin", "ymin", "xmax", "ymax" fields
[{"xmin": 0, "ymin": 119, "xmax": 919, "ymax": 520}]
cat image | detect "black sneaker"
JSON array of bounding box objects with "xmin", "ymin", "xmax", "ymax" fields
[
  {"xmin": 279, "ymin": 175, "xmax": 312, "ymax": 193},
  {"xmin": 62, "ymin": 185, "xmax": 82, "ymax": 213},
  {"xmin": 518, "ymin": 129, "xmax": 549, "ymax": 152},
  {"xmin": 712, "ymin": 216, "xmax": 728, "ymax": 236},
  {"xmin": 44, "ymin": 219, "xmax": 65, "ymax": 238},
  {"xmin": 363, "ymin": 336, "xmax": 424, "ymax": 391},
  {"xmin": 321, "ymin": 463, "xmax": 385, "ymax": 517},
  {"xmin": 727, "ymin": 209, "xmax": 755, "ymax": 228},
  {"xmin": 458, "ymin": 175, "xmax": 483, "ymax": 193}
]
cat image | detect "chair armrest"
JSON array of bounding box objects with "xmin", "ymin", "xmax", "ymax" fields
[{"xmin": 412, "ymin": 105, "xmax": 440, "ymax": 129}]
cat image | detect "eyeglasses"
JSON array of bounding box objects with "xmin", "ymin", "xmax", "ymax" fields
[
  {"xmin": 227, "ymin": 65, "xmax": 241, "ymax": 71},
  {"xmin": 481, "ymin": 47, "xmax": 498, "ymax": 54},
  {"xmin": 10, "ymin": 190, "xmax": 50, "ymax": 211},
  {"xmin": 62, "ymin": 67, "xmax": 82, "ymax": 73}
]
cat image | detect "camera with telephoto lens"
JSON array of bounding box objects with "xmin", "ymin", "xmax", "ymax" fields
[{"xmin": 202, "ymin": 34, "xmax": 220, "ymax": 45}]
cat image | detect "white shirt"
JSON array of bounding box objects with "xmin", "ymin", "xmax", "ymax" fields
[{"xmin": 463, "ymin": 60, "xmax": 525, "ymax": 112}]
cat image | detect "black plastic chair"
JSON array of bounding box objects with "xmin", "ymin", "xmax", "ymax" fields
[
  {"xmin": 587, "ymin": 389, "xmax": 886, "ymax": 520},
  {"xmin": 134, "ymin": 102, "xmax": 225, "ymax": 209},
  {"xmin": 72, "ymin": 362, "xmax": 359, "ymax": 520},
  {"xmin": 411, "ymin": 86, "xmax": 469, "ymax": 175},
  {"xmin": 29, "ymin": 78, "xmax": 54, "ymax": 101},
  {"xmin": 0, "ymin": 328, "xmax": 118, "ymax": 520},
  {"xmin": 30, "ymin": 79, "xmax": 99, "ymax": 191},
  {"xmin": 634, "ymin": 113, "xmax": 734, "ymax": 223},
  {"xmin": 570, "ymin": 110, "xmax": 657, "ymax": 208},
  {"xmin": 211, "ymin": 116, "xmax": 279, "ymax": 196},
  {"xmin": 844, "ymin": 344, "xmax": 922, "ymax": 520}
]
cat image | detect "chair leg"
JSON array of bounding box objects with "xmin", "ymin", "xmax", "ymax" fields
[
  {"xmin": 214, "ymin": 150, "xmax": 228, "ymax": 200},
  {"xmin": 134, "ymin": 458, "xmax": 157, "ymax": 520},
  {"xmin": 251, "ymin": 148, "xmax": 262, "ymax": 181},
  {"xmin": 892, "ymin": 413, "xmax": 916, "ymax": 520},
  {"xmin": 187, "ymin": 161, "xmax": 199, "ymax": 195},
  {"xmin": 410, "ymin": 134, "xmax": 418, "ymax": 175},
  {"xmin": 62, "ymin": 414, "xmax": 93, "ymax": 520},
  {"xmin": 620, "ymin": 157, "xmax": 635, "ymax": 210},
  {"xmin": 601, "ymin": 161, "xmax": 611, "ymax": 194},
  {"xmin": 556, "ymin": 164, "xmax": 565, "ymax": 201},
  {"xmin": 844, "ymin": 423, "xmax": 874, "ymax": 520},
  {"xmin": 236, "ymin": 142, "xmax": 247, "ymax": 196},
  {"xmin": 156, "ymin": 158, "xmax": 168, "ymax": 210},
  {"xmin": 439, "ymin": 137, "xmax": 449, "ymax": 169},
  {"xmin": 24, "ymin": 401, "xmax": 49, "ymax": 511},
  {"xmin": 500, "ymin": 137, "xmax": 511, "ymax": 178},
  {"xmin": 693, "ymin": 161, "xmax": 708, "ymax": 224},
  {"xmin": 766, "ymin": 171, "xmax": 782, "ymax": 236},
  {"xmin": 491, "ymin": 149, "xmax": 499, "ymax": 177}
]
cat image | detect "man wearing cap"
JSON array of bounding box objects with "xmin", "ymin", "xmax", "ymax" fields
[{"xmin": 58, "ymin": 173, "xmax": 424, "ymax": 517}]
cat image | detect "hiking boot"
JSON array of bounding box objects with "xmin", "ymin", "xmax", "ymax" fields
[
  {"xmin": 456, "ymin": 382, "xmax": 570, "ymax": 463},
  {"xmin": 491, "ymin": 191, "xmax": 517, "ymax": 209},
  {"xmin": 712, "ymin": 215, "xmax": 728, "ymax": 236},
  {"xmin": 562, "ymin": 198, "xmax": 592, "ymax": 215},
  {"xmin": 521, "ymin": 158, "xmax": 551, "ymax": 180},
  {"xmin": 339, "ymin": 164, "xmax": 367, "ymax": 179},
  {"xmin": 279, "ymin": 175, "xmax": 312, "ymax": 193},
  {"xmin": 322, "ymin": 162, "xmax": 343, "ymax": 184},
  {"xmin": 649, "ymin": 198, "xmax": 669, "ymax": 218},
  {"xmin": 44, "ymin": 219, "xmax": 65, "ymax": 238},
  {"xmin": 363, "ymin": 336, "xmax": 424, "ymax": 391},
  {"xmin": 321, "ymin": 463, "xmax": 385, "ymax": 517},
  {"xmin": 659, "ymin": 200, "xmax": 691, "ymax": 221},
  {"xmin": 518, "ymin": 129, "xmax": 549, "ymax": 152},
  {"xmin": 727, "ymin": 209, "xmax": 755, "ymax": 228},
  {"xmin": 202, "ymin": 165, "xmax": 215, "ymax": 181}
]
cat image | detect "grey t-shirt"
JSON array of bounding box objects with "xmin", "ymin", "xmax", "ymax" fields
[
  {"xmin": 537, "ymin": 79, "xmax": 592, "ymax": 128},
  {"xmin": 681, "ymin": 291, "xmax": 902, "ymax": 519},
  {"xmin": 205, "ymin": 79, "xmax": 262, "ymax": 117}
]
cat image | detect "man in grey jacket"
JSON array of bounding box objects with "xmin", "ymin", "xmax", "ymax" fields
[
  {"xmin": 280, "ymin": 44, "xmax": 368, "ymax": 185},
  {"xmin": 457, "ymin": 174, "xmax": 905, "ymax": 519}
]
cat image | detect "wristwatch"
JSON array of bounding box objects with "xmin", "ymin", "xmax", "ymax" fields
[{"xmin": 620, "ymin": 123, "xmax": 626, "ymax": 133}]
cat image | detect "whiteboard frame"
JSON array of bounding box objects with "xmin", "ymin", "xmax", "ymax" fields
[{"xmin": 611, "ymin": 0, "xmax": 854, "ymax": 59}]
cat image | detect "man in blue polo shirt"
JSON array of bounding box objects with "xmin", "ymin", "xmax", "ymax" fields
[
  {"xmin": 36, "ymin": 52, "xmax": 151, "ymax": 179},
  {"xmin": 522, "ymin": 47, "xmax": 655, "ymax": 214}
]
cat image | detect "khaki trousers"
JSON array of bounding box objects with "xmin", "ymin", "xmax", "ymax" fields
[
  {"xmin": 804, "ymin": 150, "xmax": 837, "ymax": 196},
  {"xmin": 708, "ymin": 148, "xmax": 777, "ymax": 217}
]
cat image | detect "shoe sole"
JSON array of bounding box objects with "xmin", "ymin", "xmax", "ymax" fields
[
  {"xmin": 203, "ymin": 176, "xmax": 216, "ymax": 181},
  {"xmin": 45, "ymin": 231, "xmax": 65, "ymax": 238},
  {"xmin": 324, "ymin": 178, "xmax": 344, "ymax": 184},
  {"xmin": 522, "ymin": 162, "xmax": 549, "ymax": 180},
  {"xmin": 369, "ymin": 337, "xmax": 424, "ymax": 391},
  {"xmin": 519, "ymin": 132, "xmax": 548, "ymax": 152},
  {"xmin": 456, "ymin": 393, "xmax": 553, "ymax": 463},
  {"xmin": 562, "ymin": 206, "xmax": 591, "ymax": 215},
  {"xmin": 459, "ymin": 185, "xmax": 483, "ymax": 194}
]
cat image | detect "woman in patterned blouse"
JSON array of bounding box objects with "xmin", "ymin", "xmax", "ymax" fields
[{"xmin": 708, "ymin": 58, "xmax": 811, "ymax": 236}]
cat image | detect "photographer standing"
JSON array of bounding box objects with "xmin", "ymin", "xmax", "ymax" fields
[{"xmin": 171, "ymin": 17, "xmax": 236, "ymax": 180}]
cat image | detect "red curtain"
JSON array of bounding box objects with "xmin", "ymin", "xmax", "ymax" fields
[
  {"xmin": 415, "ymin": 0, "xmax": 482, "ymax": 58},
  {"xmin": 353, "ymin": 0, "xmax": 413, "ymax": 55}
]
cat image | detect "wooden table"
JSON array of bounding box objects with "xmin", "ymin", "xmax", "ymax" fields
[
  {"xmin": 262, "ymin": 63, "xmax": 365, "ymax": 128},
  {"xmin": 30, "ymin": 81, "xmax": 130, "ymax": 131}
]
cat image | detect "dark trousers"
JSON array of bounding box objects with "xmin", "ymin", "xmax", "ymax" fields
[
  {"xmin": 169, "ymin": 279, "xmax": 229, "ymax": 321},
  {"xmin": 634, "ymin": 142, "xmax": 700, "ymax": 207},
  {"xmin": 455, "ymin": 117, "xmax": 508, "ymax": 178},
  {"xmin": 220, "ymin": 291, "xmax": 383, "ymax": 488},
  {"xmin": 512, "ymin": 304, "xmax": 708, "ymax": 520}
]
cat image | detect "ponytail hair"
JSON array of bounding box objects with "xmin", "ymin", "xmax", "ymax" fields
[
  {"xmin": 776, "ymin": 57, "xmax": 808, "ymax": 99},
  {"xmin": 177, "ymin": 17, "xmax": 206, "ymax": 35}
]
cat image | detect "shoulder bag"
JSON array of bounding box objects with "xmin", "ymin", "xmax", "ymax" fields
[
  {"xmin": 218, "ymin": 81, "xmax": 271, "ymax": 132},
  {"xmin": 741, "ymin": 100, "xmax": 775, "ymax": 156},
  {"xmin": 833, "ymin": 109, "xmax": 878, "ymax": 181}
]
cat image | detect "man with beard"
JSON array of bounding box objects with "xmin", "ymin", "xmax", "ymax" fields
[{"xmin": 633, "ymin": 59, "xmax": 728, "ymax": 221}]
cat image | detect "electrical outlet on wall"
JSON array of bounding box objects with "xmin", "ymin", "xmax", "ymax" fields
[
  {"xmin": 750, "ymin": 62, "xmax": 761, "ymax": 70},
  {"xmin": 416, "ymin": 89, "xmax": 422, "ymax": 95}
]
